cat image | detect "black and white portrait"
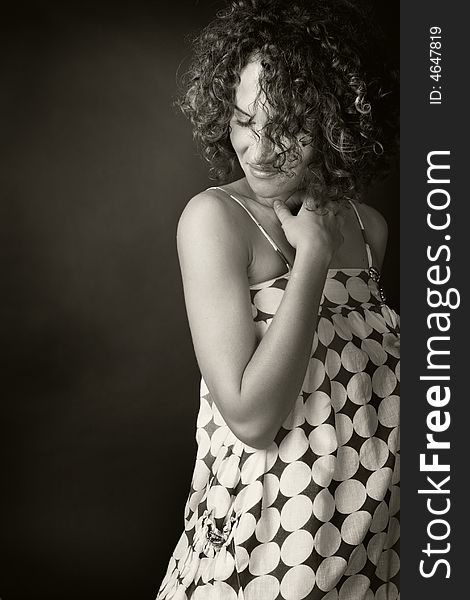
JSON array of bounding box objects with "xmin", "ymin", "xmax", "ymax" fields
[{"xmin": 1, "ymin": 2, "xmax": 399, "ymax": 599}]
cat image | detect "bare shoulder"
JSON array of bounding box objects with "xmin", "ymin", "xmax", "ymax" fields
[
  {"xmin": 176, "ymin": 188, "xmax": 249, "ymax": 267},
  {"xmin": 357, "ymin": 202, "xmax": 388, "ymax": 237},
  {"xmin": 355, "ymin": 202, "xmax": 389, "ymax": 269},
  {"xmin": 178, "ymin": 189, "xmax": 232, "ymax": 238}
]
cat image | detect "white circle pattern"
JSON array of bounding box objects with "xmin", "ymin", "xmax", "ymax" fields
[{"xmin": 157, "ymin": 268, "xmax": 400, "ymax": 599}]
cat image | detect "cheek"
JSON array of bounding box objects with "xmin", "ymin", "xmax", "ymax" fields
[
  {"xmin": 230, "ymin": 127, "xmax": 250, "ymax": 155},
  {"xmin": 299, "ymin": 146, "xmax": 314, "ymax": 170}
]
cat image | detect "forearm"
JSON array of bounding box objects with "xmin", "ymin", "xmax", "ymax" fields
[{"xmin": 235, "ymin": 247, "xmax": 330, "ymax": 448}]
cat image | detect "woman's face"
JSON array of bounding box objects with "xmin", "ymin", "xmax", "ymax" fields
[{"xmin": 229, "ymin": 60, "xmax": 314, "ymax": 203}]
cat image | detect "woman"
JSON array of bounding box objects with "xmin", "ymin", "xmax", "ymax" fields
[{"xmin": 157, "ymin": 1, "xmax": 399, "ymax": 598}]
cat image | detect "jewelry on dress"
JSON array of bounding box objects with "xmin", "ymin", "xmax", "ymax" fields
[{"xmin": 368, "ymin": 266, "xmax": 387, "ymax": 303}]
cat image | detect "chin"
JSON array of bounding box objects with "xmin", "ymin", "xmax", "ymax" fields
[{"xmin": 245, "ymin": 172, "xmax": 295, "ymax": 200}]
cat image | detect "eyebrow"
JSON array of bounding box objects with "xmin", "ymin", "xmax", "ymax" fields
[{"xmin": 234, "ymin": 105, "xmax": 254, "ymax": 118}]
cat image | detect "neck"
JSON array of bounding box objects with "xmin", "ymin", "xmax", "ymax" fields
[{"xmin": 239, "ymin": 178, "xmax": 306, "ymax": 210}]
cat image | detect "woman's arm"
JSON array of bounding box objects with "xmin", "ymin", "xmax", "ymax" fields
[{"xmin": 177, "ymin": 191, "xmax": 342, "ymax": 450}]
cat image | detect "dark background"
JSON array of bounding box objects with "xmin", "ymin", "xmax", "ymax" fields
[{"xmin": 0, "ymin": 2, "xmax": 398, "ymax": 599}]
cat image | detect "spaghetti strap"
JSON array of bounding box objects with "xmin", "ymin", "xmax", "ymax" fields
[
  {"xmin": 347, "ymin": 199, "xmax": 374, "ymax": 270},
  {"xmin": 208, "ymin": 186, "xmax": 292, "ymax": 272}
]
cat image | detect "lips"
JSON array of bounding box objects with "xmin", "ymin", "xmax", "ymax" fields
[
  {"xmin": 249, "ymin": 162, "xmax": 276, "ymax": 172},
  {"xmin": 248, "ymin": 163, "xmax": 278, "ymax": 178}
]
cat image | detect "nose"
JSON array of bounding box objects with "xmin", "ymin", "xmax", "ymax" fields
[{"xmin": 250, "ymin": 130, "xmax": 276, "ymax": 165}]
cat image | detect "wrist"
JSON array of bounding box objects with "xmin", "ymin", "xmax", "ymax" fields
[{"xmin": 294, "ymin": 244, "xmax": 333, "ymax": 270}]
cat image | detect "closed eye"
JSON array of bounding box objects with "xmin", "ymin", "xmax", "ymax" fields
[
  {"xmin": 234, "ymin": 118, "xmax": 254, "ymax": 128},
  {"xmin": 232, "ymin": 105, "xmax": 256, "ymax": 128}
]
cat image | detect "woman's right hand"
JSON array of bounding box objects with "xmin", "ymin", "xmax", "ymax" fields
[{"xmin": 273, "ymin": 198, "xmax": 344, "ymax": 260}]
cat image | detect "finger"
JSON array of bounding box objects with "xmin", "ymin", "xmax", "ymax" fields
[
  {"xmin": 321, "ymin": 201, "xmax": 341, "ymax": 216},
  {"xmin": 273, "ymin": 200, "xmax": 292, "ymax": 226},
  {"xmin": 301, "ymin": 197, "xmax": 320, "ymax": 212},
  {"xmin": 302, "ymin": 199, "xmax": 329, "ymax": 215}
]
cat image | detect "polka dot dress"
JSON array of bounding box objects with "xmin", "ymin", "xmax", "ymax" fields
[{"xmin": 157, "ymin": 193, "xmax": 400, "ymax": 600}]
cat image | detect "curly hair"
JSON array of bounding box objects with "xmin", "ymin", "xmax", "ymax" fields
[{"xmin": 178, "ymin": 0, "xmax": 398, "ymax": 205}]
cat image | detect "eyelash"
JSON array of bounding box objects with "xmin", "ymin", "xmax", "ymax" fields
[{"xmin": 234, "ymin": 119, "xmax": 254, "ymax": 128}]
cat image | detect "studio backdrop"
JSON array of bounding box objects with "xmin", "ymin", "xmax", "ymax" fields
[{"xmin": 0, "ymin": 2, "xmax": 399, "ymax": 599}]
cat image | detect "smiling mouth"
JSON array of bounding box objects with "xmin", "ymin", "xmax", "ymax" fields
[{"xmin": 248, "ymin": 163, "xmax": 278, "ymax": 176}]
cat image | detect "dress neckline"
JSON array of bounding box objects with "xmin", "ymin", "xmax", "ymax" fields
[{"xmin": 249, "ymin": 267, "xmax": 372, "ymax": 289}]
